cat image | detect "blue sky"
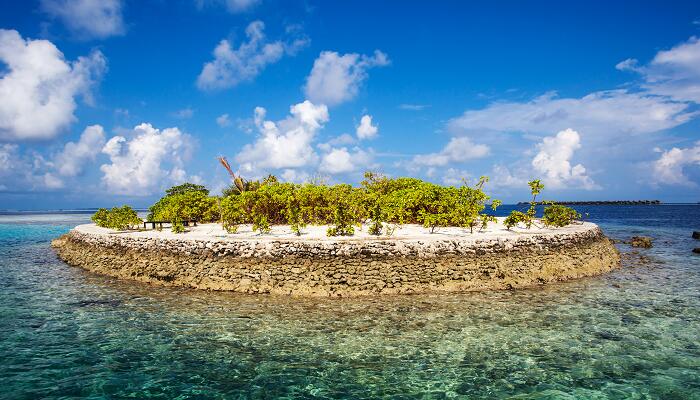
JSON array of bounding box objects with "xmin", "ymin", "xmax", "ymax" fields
[{"xmin": 1, "ymin": 0, "xmax": 700, "ymax": 209}]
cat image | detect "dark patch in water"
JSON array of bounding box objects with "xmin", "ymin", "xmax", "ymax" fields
[{"xmin": 71, "ymin": 299, "xmax": 122, "ymax": 307}]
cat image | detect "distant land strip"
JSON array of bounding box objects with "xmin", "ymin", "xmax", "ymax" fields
[{"xmin": 517, "ymin": 200, "xmax": 662, "ymax": 205}]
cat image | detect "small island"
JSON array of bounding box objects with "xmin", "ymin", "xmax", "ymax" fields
[{"xmin": 52, "ymin": 171, "xmax": 620, "ymax": 296}]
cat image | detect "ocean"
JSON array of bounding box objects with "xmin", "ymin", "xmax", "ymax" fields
[{"xmin": 0, "ymin": 205, "xmax": 699, "ymax": 399}]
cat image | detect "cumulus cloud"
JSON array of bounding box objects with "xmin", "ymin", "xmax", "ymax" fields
[
  {"xmin": 53, "ymin": 124, "xmax": 106, "ymax": 178},
  {"xmin": 216, "ymin": 113, "xmax": 232, "ymax": 127},
  {"xmin": 236, "ymin": 101, "xmax": 329, "ymax": 174},
  {"xmin": 447, "ymin": 90, "xmax": 693, "ymax": 138},
  {"xmin": 0, "ymin": 144, "xmax": 60, "ymax": 191},
  {"xmin": 100, "ymin": 123, "xmax": 194, "ymax": 195},
  {"xmin": 617, "ymin": 36, "xmax": 700, "ymax": 103},
  {"xmin": 194, "ymin": 0, "xmax": 260, "ymax": 13},
  {"xmin": 319, "ymin": 146, "xmax": 373, "ymax": 175},
  {"xmin": 652, "ymin": 141, "xmax": 700, "ymax": 186},
  {"xmin": 0, "ymin": 29, "xmax": 106, "ymax": 141},
  {"xmin": 304, "ymin": 50, "xmax": 389, "ymax": 106},
  {"xmin": 531, "ymin": 129, "xmax": 598, "ymax": 190},
  {"xmin": 41, "ymin": 0, "xmax": 125, "ymax": 39},
  {"xmin": 356, "ymin": 114, "xmax": 378, "ymax": 140},
  {"xmin": 412, "ymin": 137, "xmax": 490, "ymax": 167},
  {"xmin": 441, "ymin": 168, "xmax": 471, "ymax": 186},
  {"xmin": 197, "ymin": 21, "xmax": 308, "ymax": 90}
]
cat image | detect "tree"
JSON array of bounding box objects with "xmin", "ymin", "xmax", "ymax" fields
[
  {"xmin": 92, "ymin": 206, "xmax": 142, "ymax": 230},
  {"xmin": 165, "ymin": 182, "xmax": 209, "ymax": 197}
]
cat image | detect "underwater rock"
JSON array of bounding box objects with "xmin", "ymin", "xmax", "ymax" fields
[
  {"xmin": 692, "ymin": 231, "xmax": 700, "ymax": 240},
  {"xmin": 693, "ymin": 248, "xmax": 700, "ymax": 254},
  {"xmin": 628, "ymin": 236, "xmax": 653, "ymax": 248}
]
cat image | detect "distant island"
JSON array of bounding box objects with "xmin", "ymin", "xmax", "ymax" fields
[{"xmin": 519, "ymin": 200, "xmax": 662, "ymax": 205}]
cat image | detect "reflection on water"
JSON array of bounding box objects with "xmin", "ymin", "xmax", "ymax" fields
[{"xmin": 1, "ymin": 207, "xmax": 699, "ymax": 398}]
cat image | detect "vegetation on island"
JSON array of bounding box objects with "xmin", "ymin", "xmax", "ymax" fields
[
  {"xmin": 92, "ymin": 166, "xmax": 582, "ymax": 235},
  {"xmin": 91, "ymin": 205, "xmax": 142, "ymax": 230}
]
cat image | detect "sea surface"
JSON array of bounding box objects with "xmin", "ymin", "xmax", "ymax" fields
[{"xmin": 1, "ymin": 205, "xmax": 699, "ymax": 399}]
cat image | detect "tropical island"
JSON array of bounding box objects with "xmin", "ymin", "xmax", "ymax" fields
[{"xmin": 52, "ymin": 168, "xmax": 620, "ymax": 296}]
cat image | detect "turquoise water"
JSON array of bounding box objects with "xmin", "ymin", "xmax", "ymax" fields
[{"xmin": 1, "ymin": 206, "xmax": 699, "ymax": 399}]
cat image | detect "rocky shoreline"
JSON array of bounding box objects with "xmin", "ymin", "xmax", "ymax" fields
[{"xmin": 51, "ymin": 223, "xmax": 620, "ymax": 297}]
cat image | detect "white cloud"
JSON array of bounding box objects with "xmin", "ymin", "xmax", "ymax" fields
[
  {"xmin": 41, "ymin": 0, "xmax": 125, "ymax": 39},
  {"xmin": 412, "ymin": 137, "xmax": 490, "ymax": 167},
  {"xmin": 319, "ymin": 147, "xmax": 373, "ymax": 175},
  {"xmin": 280, "ymin": 168, "xmax": 310, "ymax": 183},
  {"xmin": 172, "ymin": 107, "xmax": 194, "ymax": 119},
  {"xmin": 447, "ymin": 90, "xmax": 693, "ymax": 138},
  {"xmin": 652, "ymin": 141, "xmax": 700, "ymax": 186},
  {"xmin": 0, "ymin": 144, "xmax": 57, "ymax": 191},
  {"xmin": 618, "ymin": 36, "xmax": 700, "ymax": 103},
  {"xmin": 321, "ymin": 133, "xmax": 356, "ymax": 148},
  {"xmin": 194, "ymin": 0, "xmax": 260, "ymax": 13},
  {"xmin": 100, "ymin": 123, "xmax": 194, "ymax": 195},
  {"xmin": 488, "ymin": 164, "xmax": 528, "ymax": 189},
  {"xmin": 531, "ymin": 128, "xmax": 598, "ymax": 190},
  {"xmin": 304, "ymin": 50, "xmax": 389, "ymax": 106},
  {"xmin": 441, "ymin": 168, "xmax": 471, "ymax": 186},
  {"xmin": 216, "ymin": 113, "xmax": 231, "ymax": 127},
  {"xmin": 236, "ymin": 100, "xmax": 329, "ymax": 174},
  {"xmin": 54, "ymin": 124, "xmax": 106, "ymax": 177},
  {"xmin": 399, "ymin": 104, "xmax": 429, "ymax": 111},
  {"xmin": 0, "ymin": 29, "xmax": 106, "ymax": 141},
  {"xmin": 356, "ymin": 114, "xmax": 378, "ymax": 140},
  {"xmin": 197, "ymin": 20, "xmax": 308, "ymax": 90}
]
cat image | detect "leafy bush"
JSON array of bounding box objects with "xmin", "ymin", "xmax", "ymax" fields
[
  {"xmin": 148, "ymin": 187, "xmax": 220, "ymax": 226},
  {"xmin": 504, "ymin": 211, "xmax": 530, "ymax": 230},
  {"xmin": 285, "ymin": 190, "xmax": 306, "ymax": 236},
  {"xmin": 165, "ymin": 182, "xmax": 209, "ymax": 197},
  {"xmin": 92, "ymin": 206, "xmax": 142, "ymax": 230},
  {"xmin": 326, "ymin": 184, "xmax": 356, "ymax": 236},
  {"xmin": 505, "ymin": 180, "xmax": 580, "ymax": 229},
  {"xmin": 542, "ymin": 204, "xmax": 581, "ymax": 227},
  {"xmin": 171, "ymin": 219, "xmax": 186, "ymax": 233}
]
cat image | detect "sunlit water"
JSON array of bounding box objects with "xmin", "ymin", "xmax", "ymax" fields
[{"xmin": 1, "ymin": 206, "xmax": 699, "ymax": 399}]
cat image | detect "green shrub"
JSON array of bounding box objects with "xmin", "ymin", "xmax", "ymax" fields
[
  {"xmin": 285, "ymin": 191, "xmax": 306, "ymax": 236},
  {"xmin": 91, "ymin": 208, "xmax": 109, "ymax": 227},
  {"xmin": 504, "ymin": 210, "xmax": 530, "ymax": 230},
  {"xmin": 165, "ymin": 182, "xmax": 209, "ymax": 197},
  {"xmin": 171, "ymin": 219, "xmax": 186, "ymax": 233},
  {"xmin": 542, "ymin": 204, "xmax": 581, "ymax": 227},
  {"xmin": 92, "ymin": 206, "xmax": 142, "ymax": 230},
  {"xmin": 148, "ymin": 188, "xmax": 219, "ymax": 223},
  {"xmin": 326, "ymin": 184, "xmax": 356, "ymax": 236}
]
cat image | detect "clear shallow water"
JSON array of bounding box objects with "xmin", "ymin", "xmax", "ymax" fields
[{"xmin": 0, "ymin": 206, "xmax": 699, "ymax": 399}]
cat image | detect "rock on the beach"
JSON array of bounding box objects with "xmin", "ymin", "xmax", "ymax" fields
[
  {"xmin": 693, "ymin": 231, "xmax": 700, "ymax": 240},
  {"xmin": 628, "ymin": 236, "xmax": 653, "ymax": 248}
]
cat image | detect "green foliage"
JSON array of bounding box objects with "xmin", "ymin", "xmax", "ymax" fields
[
  {"xmin": 148, "ymin": 190, "xmax": 219, "ymax": 223},
  {"xmin": 326, "ymin": 184, "xmax": 356, "ymax": 236},
  {"xmin": 504, "ymin": 211, "xmax": 531, "ymax": 230},
  {"xmin": 92, "ymin": 206, "xmax": 142, "ymax": 230},
  {"xmin": 91, "ymin": 208, "xmax": 109, "ymax": 227},
  {"xmin": 165, "ymin": 182, "xmax": 209, "ymax": 197},
  {"xmin": 506, "ymin": 179, "xmax": 579, "ymax": 229},
  {"xmin": 542, "ymin": 204, "xmax": 581, "ymax": 227},
  {"xmin": 171, "ymin": 219, "xmax": 186, "ymax": 233},
  {"xmin": 452, "ymin": 176, "xmax": 500, "ymax": 233},
  {"xmin": 285, "ymin": 190, "xmax": 306, "ymax": 236}
]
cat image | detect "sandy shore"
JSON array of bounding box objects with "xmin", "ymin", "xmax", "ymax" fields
[{"xmin": 76, "ymin": 217, "xmax": 597, "ymax": 243}]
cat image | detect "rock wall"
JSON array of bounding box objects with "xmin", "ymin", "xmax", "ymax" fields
[{"xmin": 51, "ymin": 226, "xmax": 620, "ymax": 297}]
